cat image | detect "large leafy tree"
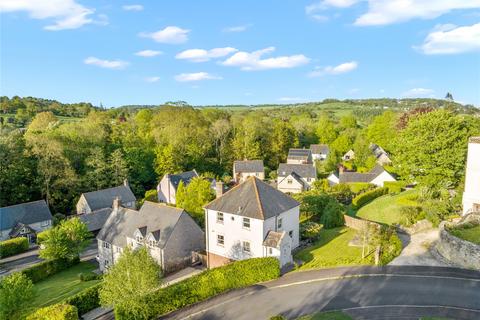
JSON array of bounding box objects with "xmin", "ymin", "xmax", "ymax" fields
[
  {"xmin": 110, "ymin": 149, "xmax": 129, "ymax": 185},
  {"xmin": 392, "ymin": 110, "xmax": 480, "ymax": 189},
  {"xmin": 85, "ymin": 147, "xmax": 110, "ymax": 190},
  {"xmin": 0, "ymin": 273, "xmax": 34, "ymax": 320},
  {"xmin": 176, "ymin": 177, "xmax": 215, "ymax": 225},
  {"xmin": 269, "ymin": 119, "xmax": 298, "ymax": 168},
  {"xmin": 316, "ymin": 114, "xmax": 337, "ymax": 144},
  {"xmin": 99, "ymin": 246, "xmax": 161, "ymax": 308},
  {"xmin": 366, "ymin": 111, "xmax": 397, "ymax": 151}
]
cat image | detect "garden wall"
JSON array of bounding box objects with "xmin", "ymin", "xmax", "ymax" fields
[
  {"xmin": 436, "ymin": 222, "xmax": 480, "ymax": 271},
  {"xmin": 344, "ymin": 215, "xmax": 379, "ymax": 230}
]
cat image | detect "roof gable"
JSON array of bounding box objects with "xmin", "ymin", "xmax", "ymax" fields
[
  {"xmin": 0, "ymin": 200, "xmax": 52, "ymax": 231},
  {"xmin": 82, "ymin": 185, "xmax": 136, "ymax": 212},
  {"xmin": 167, "ymin": 170, "xmax": 199, "ymax": 190}
]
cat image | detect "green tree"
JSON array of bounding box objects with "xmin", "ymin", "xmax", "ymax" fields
[
  {"xmin": 339, "ymin": 114, "xmax": 357, "ymax": 129},
  {"xmin": 316, "ymin": 114, "xmax": 337, "ymax": 144},
  {"xmin": 99, "ymin": 247, "xmax": 161, "ymax": 308},
  {"xmin": 366, "ymin": 111, "xmax": 397, "ymax": 151},
  {"xmin": 154, "ymin": 144, "xmax": 181, "ymax": 177},
  {"xmin": 270, "ymin": 119, "xmax": 298, "ymax": 167},
  {"xmin": 330, "ymin": 132, "xmax": 354, "ymax": 154},
  {"xmin": 0, "ymin": 273, "xmax": 34, "ymax": 320},
  {"xmin": 110, "ymin": 149, "xmax": 129, "ymax": 186},
  {"xmin": 39, "ymin": 217, "xmax": 91, "ymax": 260},
  {"xmin": 26, "ymin": 112, "xmax": 58, "ymax": 134},
  {"xmin": 85, "ymin": 147, "xmax": 110, "ymax": 190},
  {"xmin": 176, "ymin": 177, "xmax": 215, "ymax": 225}
]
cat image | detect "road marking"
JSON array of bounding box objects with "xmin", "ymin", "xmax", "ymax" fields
[{"xmin": 341, "ymin": 304, "xmax": 480, "ymax": 313}]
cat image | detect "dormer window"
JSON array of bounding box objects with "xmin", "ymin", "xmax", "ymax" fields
[
  {"xmin": 148, "ymin": 240, "xmax": 156, "ymax": 247},
  {"xmin": 136, "ymin": 235, "xmax": 143, "ymax": 243}
]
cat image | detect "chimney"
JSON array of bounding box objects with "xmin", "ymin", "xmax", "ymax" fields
[
  {"xmin": 215, "ymin": 181, "xmax": 224, "ymax": 199},
  {"xmin": 339, "ymin": 165, "xmax": 345, "ymax": 174},
  {"xmin": 113, "ymin": 197, "xmax": 121, "ymax": 211},
  {"xmin": 123, "ymin": 179, "xmax": 129, "ymax": 187}
]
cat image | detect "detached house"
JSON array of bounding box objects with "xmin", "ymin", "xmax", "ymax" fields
[
  {"xmin": 463, "ymin": 137, "xmax": 480, "ymax": 215},
  {"xmin": 327, "ymin": 165, "xmax": 396, "ymax": 187},
  {"xmin": 310, "ymin": 144, "xmax": 329, "ymax": 161},
  {"xmin": 97, "ymin": 200, "xmax": 204, "ymax": 273},
  {"xmin": 277, "ymin": 163, "xmax": 317, "ymax": 194},
  {"xmin": 233, "ymin": 160, "xmax": 265, "ymax": 183},
  {"xmin": 204, "ymin": 177, "xmax": 300, "ymax": 268},
  {"xmin": 157, "ymin": 170, "xmax": 215, "ymax": 205},
  {"xmin": 0, "ymin": 200, "xmax": 53, "ymax": 242},
  {"xmin": 287, "ymin": 148, "xmax": 313, "ymax": 165},
  {"xmin": 370, "ymin": 144, "xmax": 392, "ymax": 165}
]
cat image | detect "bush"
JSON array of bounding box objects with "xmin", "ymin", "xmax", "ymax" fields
[
  {"xmin": 352, "ymin": 187, "xmax": 388, "ymax": 209},
  {"xmin": 320, "ymin": 200, "xmax": 345, "ymax": 229},
  {"xmin": 384, "ymin": 181, "xmax": 407, "ymax": 194},
  {"xmin": 300, "ymin": 221, "xmax": 322, "ymax": 240},
  {"xmin": 79, "ymin": 272, "xmax": 101, "ymax": 282},
  {"xmin": 22, "ymin": 257, "xmax": 80, "ymax": 283},
  {"xmin": 64, "ymin": 284, "xmax": 101, "ymax": 315},
  {"xmin": 36, "ymin": 230, "xmax": 49, "ymax": 245},
  {"xmin": 0, "ymin": 272, "xmax": 34, "ymax": 320},
  {"xmin": 114, "ymin": 257, "xmax": 280, "ymax": 320},
  {"xmin": 378, "ymin": 227, "xmax": 403, "ymax": 265},
  {"xmin": 27, "ymin": 304, "xmax": 78, "ymax": 320},
  {"xmin": 398, "ymin": 206, "xmax": 424, "ymax": 227},
  {"xmin": 0, "ymin": 237, "xmax": 29, "ymax": 258},
  {"xmin": 347, "ymin": 183, "xmax": 374, "ymax": 194},
  {"xmin": 328, "ymin": 184, "xmax": 354, "ymax": 205}
]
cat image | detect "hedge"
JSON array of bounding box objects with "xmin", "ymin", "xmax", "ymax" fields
[
  {"xmin": 22, "ymin": 257, "xmax": 80, "ymax": 283},
  {"xmin": 26, "ymin": 304, "xmax": 78, "ymax": 320},
  {"xmin": 384, "ymin": 181, "xmax": 407, "ymax": 194},
  {"xmin": 346, "ymin": 183, "xmax": 374, "ymax": 194},
  {"xmin": 0, "ymin": 237, "xmax": 29, "ymax": 258},
  {"xmin": 115, "ymin": 257, "xmax": 280, "ymax": 320},
  {"xmin": 352, "ymin": 187, "xmax": 388, "ymax": 209},
  {"xmin": 64, "ymin": 283, "xmax": 101, "ymax": 315}
]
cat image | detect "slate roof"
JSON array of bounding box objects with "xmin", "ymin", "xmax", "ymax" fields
[
  {"xmin": 168, "ymin": 170, "xmax": 199, "ymax": 190},
  {"xmin": 204, "ymin": 177, "xmax": 299, "ymax": 220},
  {"xmin": 338, "ymin": 165, "xmax": 388, "ymax": 183},
  {"xmin": 78, "ymin": 208, "xmax": 113, "ymax": 232},
  {"xmin": 263, "ymin": 231, "xmax": 285, "ymax": 248},
  {"xmin": 0, "ymin": 200, "xmax": 52, "ymax": 231},
  {"xmin": 287, "ymin": 148, "xmax": 312, "ymax": 160},
  {"xmin": 469, "ymin": 136, "xmax": 480, "ymax": 144},
  {"xmin": 9, "ymin": 222, "xmax": 36, "ymax": 237},
  {"xmin": 97, "ymin": 201, "xmax": 189, "ymax": 248},
  {"xmin": 82, "ymin": 185, "xmax": 136, "ymax": 212},
  {"xmin": 234, "ymin": 160, "xmax": 264, "ymax": 173},
  {"xmin": 278, "ymin": 163, "xmax": 317, "ymax": 179},
  {"xmin": 310, "ymin": 144, "xmax": 329, "ymax": 155}
]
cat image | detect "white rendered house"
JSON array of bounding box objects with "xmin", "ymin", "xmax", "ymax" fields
[
  {"xmin": 463, "ymin": 137, "xmax": 480, "ymax": 215},
  {"xmin": 204, "ymin": 177, "xmax": 300, "ymax": 268},
  {"xmin": 277, "ymin": 163, "xmax": 317, "ymax": 193}
]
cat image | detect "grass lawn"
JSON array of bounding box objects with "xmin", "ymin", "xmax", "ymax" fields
[
  {"xmin": 297, "ymin": 311, "xmax": 352, "ymax": 320},
  {"xmin": 21, "ymin": 261, "xmax": 101, "ymax": 317},
  {"xmin": 295, "ymin": 227, "xmax": 374, "ymax": 270},
  {"xmin": 355, "ymin": 189, "xmax": 419, "ymax": 225},
  {"xmin": 449, "ymin": 225, "xmax": 480, "ymax": 245}
]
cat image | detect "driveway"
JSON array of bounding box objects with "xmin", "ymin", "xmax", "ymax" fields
[{"xmin": 162, "ymin": 266, "xmax": 480, "ymax": 320}]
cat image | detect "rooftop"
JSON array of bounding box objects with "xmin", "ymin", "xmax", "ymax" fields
[
  {"xmin": 278, "ymin": 163, "xmax": 317, "ymax": 178},
  {"xmin": 0, "ymin": 200, "xmax": 52, "ymax": 231},
  {"xmin": 233, "ymin": 160, "xmax": 264, "ymax": 173},
  {"xmin": 82, "ymin": 184, "xmax": 136, "ymax": 212}
]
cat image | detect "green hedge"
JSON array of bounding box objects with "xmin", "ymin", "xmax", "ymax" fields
[
  {"xmin": 22, "ymin": 257, "xmax": 80, "ymax": 283},
  {"xmin": 352, "ymin": 187, "xmax": 388, "ymax": 209},
  {"xmin": 114, "ymin": 257, "xmax": 280, "ymax": 320},
  {"xmin": 384, "ymin": 181, "xmax": 407, "ymax": 194},
  {"xmin": 27, "ymin": 304, "xmax": 78, "ymax": 320},
  {"xmin": 0, "ymin": 237, "xmax": 29, "ymax": 258},
  {"xmin": 346, "ymin": 183, "xmax": 374, "ymax": 194},
  {"xmin": 64, "ymin": 283, "xmax": 101, "ymax": 315}
]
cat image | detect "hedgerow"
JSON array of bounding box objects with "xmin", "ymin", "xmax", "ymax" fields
[
  {"xmin": 352, "ymin": 187, "xmax": 388, "ymax": 209},
  {"xmin": 0, "ymin": 237, "xmax": 29, "ymax": 258}
]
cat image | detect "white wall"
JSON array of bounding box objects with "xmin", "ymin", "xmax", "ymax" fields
[
  {"xmin": 327, "ymin": 173, "xmax": 339, "ymax": 186},
  {"xmin": 463, "ymin": 141, "xmax": 480, "ymax": 215},
  {"xmin": 263, "ymin": 206, "xmax": 300, "ymax": 249},
  {"xmin": 235, "ymin": 171, "xmax": 265, "ymax": 183},
  {"xmin": 277, "ymin": 175, "xmax": 315, "ymax": 194},
  {"xmin": 371, "ymin": 171, "xmax": 396, "ymax": 187},
  {"xmin": 157, "ymin": 176, "xmax": 176, "ymax": 204},
  {"xmin": 76, "ymin": 195, "xmax": 91, "ymax": 214}
]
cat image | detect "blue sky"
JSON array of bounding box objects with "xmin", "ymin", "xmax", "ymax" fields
[{"xmin": 1, "ymin": 0, "xmax": 479, "ymax": 107}]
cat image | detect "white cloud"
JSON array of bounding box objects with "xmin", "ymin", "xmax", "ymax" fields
[
  {"xmin": 174, "ymin": 72, "xmax": 222, "ymax": 82},
  {"xmin": 145, "ymin": 76, "xmax": 160, "ymax": 83},
  {"xmin": 135, "ymin": 50, "xmax": 162, "ymax": 57},
  {"xmin": 223, "ymin": 24, "xmax": 251, "ymax": 32},
  {"xmin": 222, "ymin": 47, "xmax": 310, "ymax": 71},
  {"xmin": 402, "ymin": 88, "xmax": 435, "ymax": 97},
  {"xmin": 355, "ymin": 0, "xmax": 480, "ymax": 26},
  {"xmin": 309, "ymin": 61, "xmax": 358, "ymax": 77},
  {"xmin": 0, "ymin": 0, "xmax": 98, "ymax": 30},
  {"xmin": 417, "ymin": 23, "xmax": 480, "ymax": 55},
  {"xmin": 139, "ymin": 26, "xmax": 190, "ymax": 44},
  {"xmin": 84, "ymin": 57, "xmax": 128, "ymax": 69},
  {"xmin": 122, "ymin": 4, "xmax": 143, "ymax": 11},
  {"xmin": 176, "ymin": 47, "xmax": 238, "ymax": 62},
  {"xmin": 278, "ymin": 97, "xmax": 306, "ymax": 102},
  {"xmin": 311, "ymin": 15, "xmax": 330, "ymax": 22}
]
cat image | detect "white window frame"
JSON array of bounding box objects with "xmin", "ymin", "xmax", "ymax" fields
[
  {"xmin": 242, "ymin": 217, "xmax": 250, "ymax": 229},
  {"xmin": 217, "ymin": 234, "xmax": 225, "ymax": 246},
  {"xmin": 217, "ymin": 212, "xmax": 224, "ymax": 224},
  {"xmin": 277, "ymin": 218, "xmax": 283, "ymax": 229},
  {"xmin": 242, "ymin": 241, "xmax": 251, "ymax": 254},
  {"xmin": 136, "ymin": 235, "xmax": 143, "ymax": 243},
  {"xmin": 287, "ymin": 178, "xmax": 293, "ymax": 184},
  {"xmin": 103, "ymin": 241, "xmax": 111, "ymax": 249}
]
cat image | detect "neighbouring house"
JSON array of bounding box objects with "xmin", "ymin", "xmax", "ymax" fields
[
  {"xmin": 343, "ymin": 149, "xmax": 355, "ymax": 161},
  {"xmin": 327, "ymin": 164, "xmax": 396, "ymax": 187},
  {"xmin": 463, "ymin": 137, "xmax": 480, "ymax": 215},
  {"xmin": 78, "ymin": 207, "xmax": 112, "ymax": 234},
  {"xmin": 97, "ymin": 200, "xmax": 205, "ymax": 273},
  {"xmin": 76, "ymin": 180, "xmax": 136, "ymax": 214},
  {"xmin": 277, "ymin": 163, "xmax": 317, "ymax": 194},
  {"xmin": 287, "ymin": 148, "xmax": 313, "ymax": 165},
  {"xmin": 370, "ymin": 144, "xmax": 392, "ymax": 165},
  {"xmin": 310, "ymin": 144, "xmax": 329, "ymax": 161},
  {"xmin": 157, "ymin": 170, "xmax": 215, "ymax": 205},
  {"xmin": 204, "ymin": 176, "xmax": 300, "ymax": 268},
  {"xmin": 0, "ymin": 200, "xmax": 53, "ymax": 242},
  {"xmin": 233, "ymin": 160, "xmax": 265, "ymax": 183}
]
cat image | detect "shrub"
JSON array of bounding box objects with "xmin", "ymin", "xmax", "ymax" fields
[
  {"xmin": 27, "ymin": 304, "xmax": 78, "ymax": 320},
  {"xmin": 384, "ymin": 181, "xmax": 407, "ymax": 194},
  {"xmin": 0, "ymin": 272, "xmax": 34, "ymax": 320},
  {"xmin": 377, "ymin": 227, "xmax": 403, "ymax": 265},
  {"xmin": 79, "ymin": 272, "xmax": 101, "ymax": 282},
  {"xmin": 36, "ymin": 230, "xmax": 49, "ymax": 245},
  {"xmin": 22, "ymin": 257, "xmax": 80, "ymax": 283},
  {"xmin": 352, "ymin": 187, "xmax": 388, "ymax": 209},
  {"xmin": 328, "ymin": 184, "xmax": 354, "ymax": 205},
  {"xmin": 398, "ymin": 206, "xmax": 423, "ymax": 227},
  {"xmin": 300, "ymin": 221, "xmax": 322, "ymax": 240},
  {"xmin": 347, "ymin": 182, "xmax": 374, "ymax": 194},
  {"xmin": 320, "ymin": 200, "xmax": 345, "ymax": 229},
  {"xmin": 64, "ymin": 284, "xmax": 101, "ymax": 315},
  {"xmin": 114, "ymin": 257, "xmax": 280, "ymax": 320},
  {"xmin": 0, "ymin": 237, "xmax": 29, "ymax": 258}
]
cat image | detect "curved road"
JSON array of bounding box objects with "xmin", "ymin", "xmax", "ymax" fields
[{"xmin": 162, "ymin": 266, "xmax": 480, "ymax": 320}]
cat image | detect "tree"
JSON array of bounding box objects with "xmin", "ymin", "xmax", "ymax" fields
[
  {"xmin": 39, "ymin": 217, "xmax": 91, "ymax": 260},
  {"xmin": 270, "ymin": 119, "xmax": 298, "ymax": 168},
  {"xmin": 110, "ymin": 149, "xmax": 129, "ymax": 185},
  {"xmin": 339, "ymin": 114, "xmax": 357, "ymax": 129},
  {"xmin": 176, "ymin": 177, "xmax": 215, "ymax": 225},
  {"xmin": 330, "ymin": 132, "xmax": 354, "ymax": 154},
  {"xmin": 316, "ymin": 114, "xmax": 337, "ymax": 144},
  {"xmin": 85, "ymin": 147, "xmax": 110, "ymax": 190},
  {"xmin": 366, "ymin": 111, "xmax": 397, "ymax": 151},
  {"xmin": 353, "ymin": 134, "xmax": 375, "ymax": 171},
  {"xmin": 26, "ymin": 112, "xmax": 58, "ymax": 134},
  {"xmin": 154, "ymin": 145, "xmax": 181, "ymax": 177},
  {"xmin": 0, "ymin": 273, "xmax": 34, "ymax": 320},
  {"xmin": 99, "ymin": 247, "xmax": 161, "ymax": 308}
]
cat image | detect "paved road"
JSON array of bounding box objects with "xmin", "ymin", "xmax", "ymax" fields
[{"xmin": 162, "ymin": 266, "xmax": 480, "ymax": 320}]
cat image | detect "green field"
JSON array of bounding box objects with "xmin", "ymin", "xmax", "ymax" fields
[
  {"xmin": 355, "ymin": 189, "xmax": 419, "ymax": 225},
  {"xmin": 449, "ymin": 225, "xmax": 480, "ymax": 245},
  {"xmin": 297, "ymin": 311, "xmax": 353, "ymax": 320},
  {"xmin": 295, "ymin": 227, "xmax": 374, "ymax": 270},
  {"xmin": 21, "ymin": 261, "xmax": 101, "ymax": 317}
]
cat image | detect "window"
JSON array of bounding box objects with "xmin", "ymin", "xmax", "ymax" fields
[
  {"xmin": 136, "ymin": 235, "xmax": 143, "ymax": 243},
  {"xmin": 289, "ymin": 230, "xmax": 293, "ymax": 238},
  {"xmin": 287, "ymin": 179, "xmax": 293, "ymax": 184},
  {"xmin": 115, "ymin": 247, "xmax": 122, "ymax": 253},
  {"xmin": 148, "ymin": 240, "xmax": 156, "ymax": 247},
  {"xmin": 277, "ymin": 218, "xmax": 283, "ymax": 229},
  {"xmin": 242, "ymin": 241, "xmax": 251, "ymax": 253},
  {"xmin": 217, "ymin": 234, "xmax": 225, "ymax": 246},
  {"xmin": 103, "ymin": 241, "xmax": 111, "ymax": 249},
  {"xmin": 307, "ymin": 178, "xmax": 311, "ymax": 182},
  {"xmin": 243, "ymin": 217, "xmax": 250, "ymax": 229},
  {"xmin": 255, "ymin": 172, "xmax": 259, "ymax": 177},
  {"xmin": 269, "ymin": 248, "xmax": 273, "ymax": 254},
  {"xmin": 217, "ymin": 212, "xmax": 224, "ymax": 224},
  {"xmin": 104, "ymin": 260, "xmax": 110, "ymax": 268}
]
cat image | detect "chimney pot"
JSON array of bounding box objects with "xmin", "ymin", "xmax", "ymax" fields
[{"xmin": 123, "ymin": 179, "xmax": 129, "ymax": 187}]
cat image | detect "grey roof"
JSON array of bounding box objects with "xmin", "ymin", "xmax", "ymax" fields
[
  {"xmin": 204, "ymin": 177, "xmax": 299, "ymax": 220},
  {"xmin": 97, "ymin": 201, "xmax": 190, "ymax": 248},
  {"xmin": 310, "ymin": 144, "xmax": 329, "ymax": 155},
  {"xmin": 234, "ymin": 160, "xmax": 264, "ymax": 173},
  {"xmin": 287, "ymin": 148, "xmax": 312, "ymax": 160},
  {"xmin": 338, "ymin": 165, "xmax": 388, "ymax": 183},
  {"xmin": 9, "ymin": 222, "xmax": 36, "ymax": 237},
  {"xmin": 78, "ymin": 208, "xmax": 113, "ymax": 232},
  {"xmin": 168, "ymin": 170, "xmax": 199, "ymax": 190},
  {"xmin": 0, "ymin": 200, "xmax": 52, "ymax": 231},
  {"xmin": 82, "ymin": 185, "xmax": 136, "ymax": 212},
  {"xmin": 470, "ymin": 137, "xmax": 480, "ymax": 143},
  {"xmin": 370, "ymin": 144, "xmax": 389, "ymax": 159},
  {"xmin": 263, "ymin": 231, "xmax": 285, "ymax": 248},
  {"xmin": 278, "ymin": 163, "xmax": 317, "ymax": 179}
]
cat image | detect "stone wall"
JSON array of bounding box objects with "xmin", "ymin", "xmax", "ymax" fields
[
  {"xmin": 436, "ymin": 221, "xmax": 480, "ymax": 271},
  {"xmin": 344, "ymin": 214, "xmax": 378, "ymax": 230}
]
